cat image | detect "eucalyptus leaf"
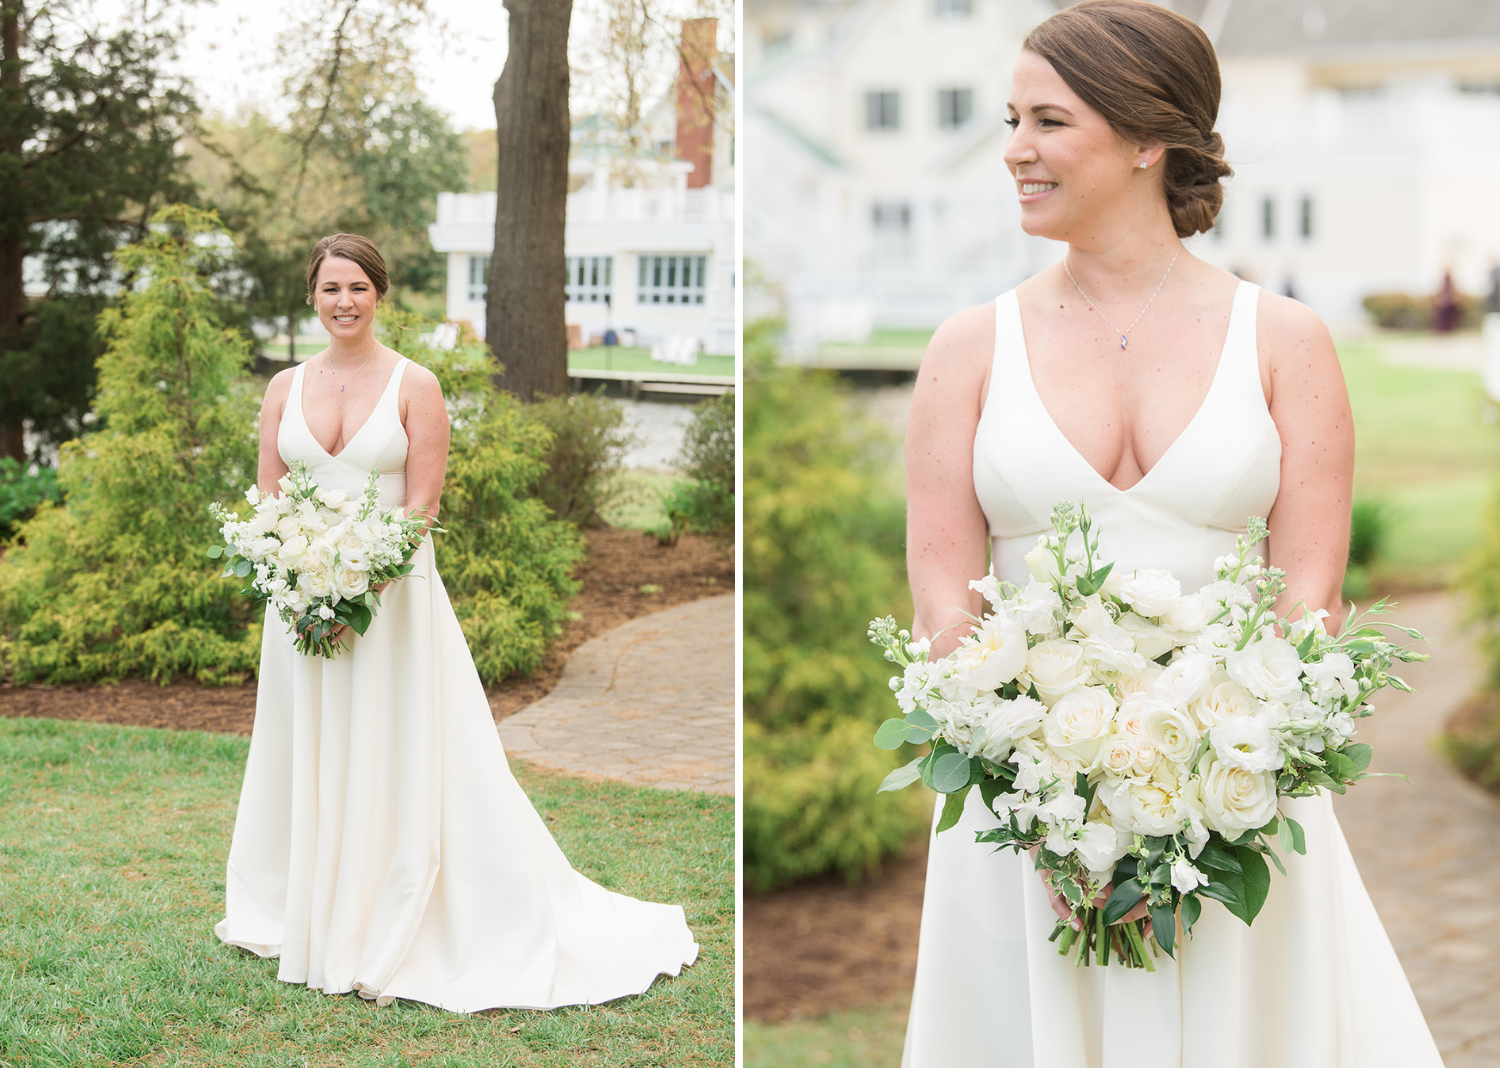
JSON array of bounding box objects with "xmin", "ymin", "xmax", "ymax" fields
[
  {"xmin": 906, "ymin": 707, "xmax": 939, "ymax": 731},
  {"xmin": 874, "ymin": 718, "xmax": 912, "ymax": 750},
  {"xmin": 1342, "ymin": 742, "xmax": 1373, "ymax": 772},
  {"xmin": 878, "ymin": 756, "xmax": 925, "ymax": 794},
  {"xmin": 931, "ymin": 750, "xmax": 974, "ymax": 793},
  {"xmin": 936, "ymin": 785, "xmax": 972, "ymax": 833},
  {"xmin": 206, "ymin": 544, "xmax": 223, "ymax": 558},
  {"xmin": 233, "ymin": 559, "xmax": 253, "ymax": 578}
]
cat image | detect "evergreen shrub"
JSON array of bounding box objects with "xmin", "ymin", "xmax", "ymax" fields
[
  {"xmin": 0, "ymin": 207, "xmax": 264, "ymax": 684},
  {"xmin": 526, "ymin": 391, "xmax": 634, "ymax": 528},
  {"xmin": 384, "ymin": 314, "xmax": 584, "ymax": 684},
  {"xmin": 743, "ymin": 323, "xmax": 927, "ymax": 892},
  {"xmin": 0, "ymin": 460, "xmax": 63, "ymax": 541}
]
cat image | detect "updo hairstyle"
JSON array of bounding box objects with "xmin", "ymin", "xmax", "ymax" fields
[
  {"xmin": 305, "ymin": 233, "xmax": 391, "ymax": 305},
  {"xmin": 1024, "ymin": 0, "xmax": 1233, "ymax": 238}
]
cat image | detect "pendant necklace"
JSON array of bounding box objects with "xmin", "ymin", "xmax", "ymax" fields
[
  {"xmin": 331, "ymin": 347, "xmax": 376, "ymax": 392},
  {"xmin": 1063, "ymin": 247, "xmax": 1181, "ymax": 350}
]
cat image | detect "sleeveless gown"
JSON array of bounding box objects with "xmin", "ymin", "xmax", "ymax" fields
[
  {"xmin": 213, "ymin": 357, "xmax": 700, "ymax": 1012},
  {"xmin": 900, "ymin": 282, "xmax": 1444, "ymax": 1067}
]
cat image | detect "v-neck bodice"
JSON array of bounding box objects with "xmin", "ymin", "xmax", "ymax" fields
[
  {"xmin": 279, "ymin": 357, "xmax": 411, "ymax": 511},
  {"xmin": 971, "ymin": 280, "xmax": 1281, "ymax": 590}
]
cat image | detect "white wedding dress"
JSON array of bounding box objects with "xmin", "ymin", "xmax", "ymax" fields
[
  {"xmin": 214, "ymin": 357, "xmax": 699, "ymax": 1012},
  {"xmin": 900, "ymin": 282, "xmax": 1444, "ymax": 1067}
]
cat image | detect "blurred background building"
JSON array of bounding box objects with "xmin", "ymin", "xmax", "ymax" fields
[{"xmin": 745, "ymin": 0, "xmax": 1500, "ymax": 357}]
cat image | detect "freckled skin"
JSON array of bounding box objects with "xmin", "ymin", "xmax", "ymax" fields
[{"xmin": 907, "ymin": 50, "xmax": 1354, "ymax": 662}]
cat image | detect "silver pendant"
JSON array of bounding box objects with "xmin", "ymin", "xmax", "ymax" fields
[{"xmin": 1120, "ymin": 336, "xmax": 1129, "ymax": 349}]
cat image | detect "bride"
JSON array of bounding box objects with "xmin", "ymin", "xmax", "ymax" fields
[
  {"xmin": 900, "ymin": 3, "xmax": 1442, "ymax": 1065},
  {"xmin": 213, "ymin": 233, "xmax": 699, "ymax": 1012}
]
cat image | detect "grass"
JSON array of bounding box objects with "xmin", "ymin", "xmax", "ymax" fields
[
  {"xmin": 568, "ymin": 349, "xmax": 735, "ymax": 379},
  {"xmin": 601, "ymin": 470, "xmax": 684, "ymax": 532},
  {"xmin": 0, "ymin": 717, "xmax": 733, "ymax": 1067},
  {"xmin": 743, "ymin": 999, "xmax": 909, "ymax": 1068},
  {"xmin": 1339, "ymin": 339, "xmax": 1500, "ymax": 587}
]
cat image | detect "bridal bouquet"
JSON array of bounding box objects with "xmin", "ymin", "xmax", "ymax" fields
[
  {"xmin": 209, "ymin": 460, "xmax": 432, "ymax": 657},
  {"xmin": 868, "ymin": 501, "xmax": 1424, "ymax": 969}
]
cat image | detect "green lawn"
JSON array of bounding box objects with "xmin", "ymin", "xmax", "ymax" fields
[
  {"xmin": 743, "ymin": 999, "xmax": 909, "ymax": 1068},
  {"xmin": 568, "ymin": 348, "xmax": 735, "ymax": 379},
  {"xmin": 0, "ymin": 718, "xmax": 733, "ymax": 1067},
  {"xmin": 600, "ymin": 470, "xmax": 684, "ymax": 533},
  {"xmin": 1340, "ymin": 339, "xmax": 1500, "ymax": 587}
]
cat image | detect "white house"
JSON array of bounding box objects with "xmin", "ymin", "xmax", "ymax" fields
[
  {"xmin": 430, "ymin": 21, "xmax": 737, "ymax": 357},
  {"xmin": 746, "ymin": 0, "xmax": 1500, "ymax": 345}
]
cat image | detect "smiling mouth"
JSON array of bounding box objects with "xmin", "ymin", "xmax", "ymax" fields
[
  {"xmin": 1020, "ymin": 181, "xmax": 1058, "ymax": 196},
  {"xmin": 333, "ymin": 314, "xmax": 359, "ymax": 323}
]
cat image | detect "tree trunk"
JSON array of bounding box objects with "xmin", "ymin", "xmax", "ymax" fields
[
  {"xmin": 487, "ymin": 0, "xmax": 572, "ymax": 403},
  {"xmin": 0, "ymin": 2, "xmax": 28, "ymax": 460}
]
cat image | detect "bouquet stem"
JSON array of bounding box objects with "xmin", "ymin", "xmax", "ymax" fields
[{"xmin": 1051, "ymin": 908, "xmax": 1156, "ymax": 970}]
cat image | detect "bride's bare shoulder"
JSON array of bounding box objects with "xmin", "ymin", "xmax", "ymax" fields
[{"xmin": 918, "ymin": 299, "xmax": 998, "ymax": 385}]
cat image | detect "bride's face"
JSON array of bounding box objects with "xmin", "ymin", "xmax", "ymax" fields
[
  {"xmin": 313, "ymin": 255, "xmax": 380, "ymax": 342},
  {"xmin": 1003, "ymin": 50, "xmax": 1151, "ymax": 240}
]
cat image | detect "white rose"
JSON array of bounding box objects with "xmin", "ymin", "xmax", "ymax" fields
[
  {"xmin": 1101, "ymin": 735, "xmax": 1137, "ymax": 777},
  {"xmin": 1225, "ymin": 637, "xmax": 1305, "ymax": 702},
  {"xmin": 1144, "ymin": 704, "xmax": 1201, "ymax": 765},
  {"xmin": 1129, "ymin": 736, "xmax": 1161, "ymax": 777},
  {"xmin": 1024, "ymin": 639, "xmax": 1090, "ymax": 705},
  {"xmin": 1069, "ymin": 596, "xmax": 1113, "ymax": 638},
  {"xmin": 1191, "ymin": 680, "xmax": 1256, "ymax": 730},
  {"xmin": 1080, "ymin": 632, "xmax": 1147, "ymax": 684},
  {"xmin": 274, "ymin": 514, "xmax": 303, "ymax": 541},
  {"xmin": 1170, "ymin": 856, "xmax": 1209, "ymax": 894},
  {"xmin": 1198, "ymin": 751, "xmax": 1279, "ymax": 835},
  {"xmin": 1118, "ymin": 570, "xmax": 1183, "ymax": 618},
  {"xmin": 1115, "ymin": 663, "xmax": 1164, "ymax": 700},
  {"xmin": 297, "ymin": 565, "xmax": 335, "ymax": 600},
  {"xmin": 334, "ymin": 565, "xmax": 371, "ymax": 601},
  {"xmin": 1116, "ymin": 612, "xmax": 1178, "ymax": 660},
  {"xmin": 1209, "ymin": 716, "xmax": 1284, "ymax": 773},
  {"xmin": 276, "ymin": 533, "xmax": 309, "ymax": 571},
  {"xmin": 951, "ymin": 612, "xmax": 1029, "ymax": 692},
  {"xmin": 1102, "ymin": 779, "xmax": 1181, "ymax": 836},
  {"xmin": 1154, "ymin": 650, "xmax": 1214, "ymax": 708},
  {"xmin": 317, "ymin": 488, "xmax": 349, "ymax": 509},
  {"xmin": 303, "ymin": 538, "xmax": 337, "ymax": 574},
  {"xmin": 1043, "ymin": 686, "xmax": 1117, "ymax": 770}
]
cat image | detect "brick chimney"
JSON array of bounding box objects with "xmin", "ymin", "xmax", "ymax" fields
[{"xmin": 676, "ymin": 18, "xmax": 718, "ymax": 189}]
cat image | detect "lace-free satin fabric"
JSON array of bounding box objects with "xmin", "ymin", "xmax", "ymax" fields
[
  {"xmin": 214, "ymin": 357, "xmax": 699, "ymax": 1012},
  {"xmin": 901, "ymin": 283, "xmax": 1442, "ymax": 1067}
]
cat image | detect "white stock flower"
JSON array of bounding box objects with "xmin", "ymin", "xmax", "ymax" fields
[
  {"xmin": 1118, "ymin": 570, "xmax": 1182, "ymax": 618},
  {"xmin": 1201, "ymin": 579, "xmax": 1254, "ymax": 610},
  {"xmin": 1209, "ymin": 717, "xmax": 1284, "ymax": 773},
  {"xmin": 1198, "ymin": 751, "xmax": 1279, "ymax": 835},
  {"xmin": 1144, "ymin": 704, "xmax": 1201, "ymax": 765},
  {"xmin": 1193, "ymin": 622, "xmax": 1238, "ymax": 656},
  {"xmin": 1024, "ymin": 639, "xmax": 1090, "ymax": 705},
  {"xmin": 1117, "ymin": 612, "xmax": 1177, "ymax": 660},
  {"xmin": 905, "ymin": 636, "xmax": 931, "ymax": 659},
  {"xmin": 1154, "ymin": 651, "xmax": 1215, "ymax": 707},
  {"xmin": 1170, "ymin": 857, "xmax": 1209, "ymax": 894},
  {"xmin": 1226, "ymin": 637, "xmax": 1305, "ymax": 702},
  {"xmin": 1043, "ymin": 687, "xmax": 1118, "ymax": 770},
  {"xmin": 952, "ymin": 612, "xmax": 1029, "ymax": 691}
]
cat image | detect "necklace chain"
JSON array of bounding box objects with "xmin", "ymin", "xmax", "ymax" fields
[
  {"xmin": 1063, "ymin": 247, "xmax": 1181, "ymax": 350},
  {"xmin": 329, "ymin": 347, "xmax": 377, "ymax": 392}
]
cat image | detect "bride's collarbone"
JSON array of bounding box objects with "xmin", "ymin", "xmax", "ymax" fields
[{"xmin": 300, "ymin": 353, "xmax": 401, "ymax": 454}]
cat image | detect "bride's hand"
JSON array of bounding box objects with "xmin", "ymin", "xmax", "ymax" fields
[{"xmin": 1030, "ymin": 846, "xmax": 1151, "ymax": 931}]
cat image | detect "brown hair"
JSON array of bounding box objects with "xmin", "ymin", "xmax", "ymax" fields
[
  {"xmin": 305, "ymin": 233, "xmax": 390, "ymax": 304},
  {"xmin": 1024, "ymin": 0, "xmax": 1232, "ymax": 237}
]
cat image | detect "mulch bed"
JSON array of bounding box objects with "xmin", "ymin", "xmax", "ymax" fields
[
  {"xmin": 744, "ymin": 838, "xmax": 928, "ymax": 1022},
  {"xmin": 0, "ymin": 528, "xmax": 732, "ymax": 735}
]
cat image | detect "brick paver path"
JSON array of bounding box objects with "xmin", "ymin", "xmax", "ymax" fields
[
  {"xmin": 498, "ymin": 594, "xmax": 734, "ymax": 794},
  {"xmin": 1334, "ymin": 591, "xmax": 1500, "ymax": 1066}
]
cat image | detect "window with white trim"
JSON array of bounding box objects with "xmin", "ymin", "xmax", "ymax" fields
[
  {"xmin": 467, "ymin": 255, "xmax": 490, "ymax": 302},
  {"xmin": 636, "ymin": 254, "xmax": 707, "ymax": 305},
  {"xmin": 937, "ymin": 88, "xmax": 973, "ymax": 129},
  {"xmin": 865, "ymin": 90, "xmax": 901, "ymax": 131},
  {"xmin": 566, "ymin": 256, "xmax": 613, "ymax": 303}
]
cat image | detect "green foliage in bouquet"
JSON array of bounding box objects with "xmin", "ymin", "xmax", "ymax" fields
[
  {"xmin": 0, "ymin": 206, "xmax": 263, "ymax": 684},
  {"xmin": 743, "ymin": 322, "xmax": 926, "ymax": 892},
  {"xmin": 383, "ymin": 312, "xmax": 584, "ymax": 684}
]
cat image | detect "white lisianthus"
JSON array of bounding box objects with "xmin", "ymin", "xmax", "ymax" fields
[
  {"xmin": 1144, "ymin": 704, "xmax": 1201, "ymax": 765},
  {"xmin": 1226, "ymin": 637, "xmax": 1305, "ymax": 702},
  {"xmin": 1209, "ymin": 716, "xmax": 1284, "ymax": 772},
  {"xmin": 1198, "ymin": 751, "xmax": 1278, "ymax": 835},
  {"xmin": 952, "ymin": 612, "xmax": 1029, "ymax": 691},
  {"xmin": 1010, "ymin": 581, "xmax": 1063, "ymax": 636},
  {"xmin": 1024, "ymin": 541, "xmax": 1063, "ymax": 584},
  {"xmin": 1023, "ymin": 639, "xmax": 1090, "ymax": 705},
  {"xmin": 1159, "ymin": 593, "xmax": 1210, "ymax": 638},
  {"xmin": 979, "ymin": 695, "xmax": 1047, "ymax": 756},
  {"xmin": 1116, "ymin": 612, "xmax": 1177, "ymax": 660},
  {"xmin": 1170, "ymin": 856, "xmax": 1209, "ymax": 894},
  {"xmin": 1154, "ymin": 650, "xmax": 1215, "ymax": 708},
  {"xmin": 1118, "ymin": 570, "xmax": 1182, "ymax": 618},
  {"xmin": 1191, "ymin": 680, "xmax": 1256, "ymax": 730},
  {"xmin": 1043, "ymin": 687, "xmax": 1118, "ymax": 770},
  {"xmin": 277, "ymin": 473, "xmax": 295, "ymax": 494}
]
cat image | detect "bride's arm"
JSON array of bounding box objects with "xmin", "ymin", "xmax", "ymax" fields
[
  {"xmin": 907, "ymin": 305, "xmax": 996, "ymax": 659},
  {"xmin": 257, "ymin": 369, "xmax": 294, "ymax": 494},
  {"xmin": 1258, "ymin": 293, "xmax": 1355, "ymax": 625},
  {"xmin": 400, "ymin": 363, "xmax": 452, "ymax": 530}
]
